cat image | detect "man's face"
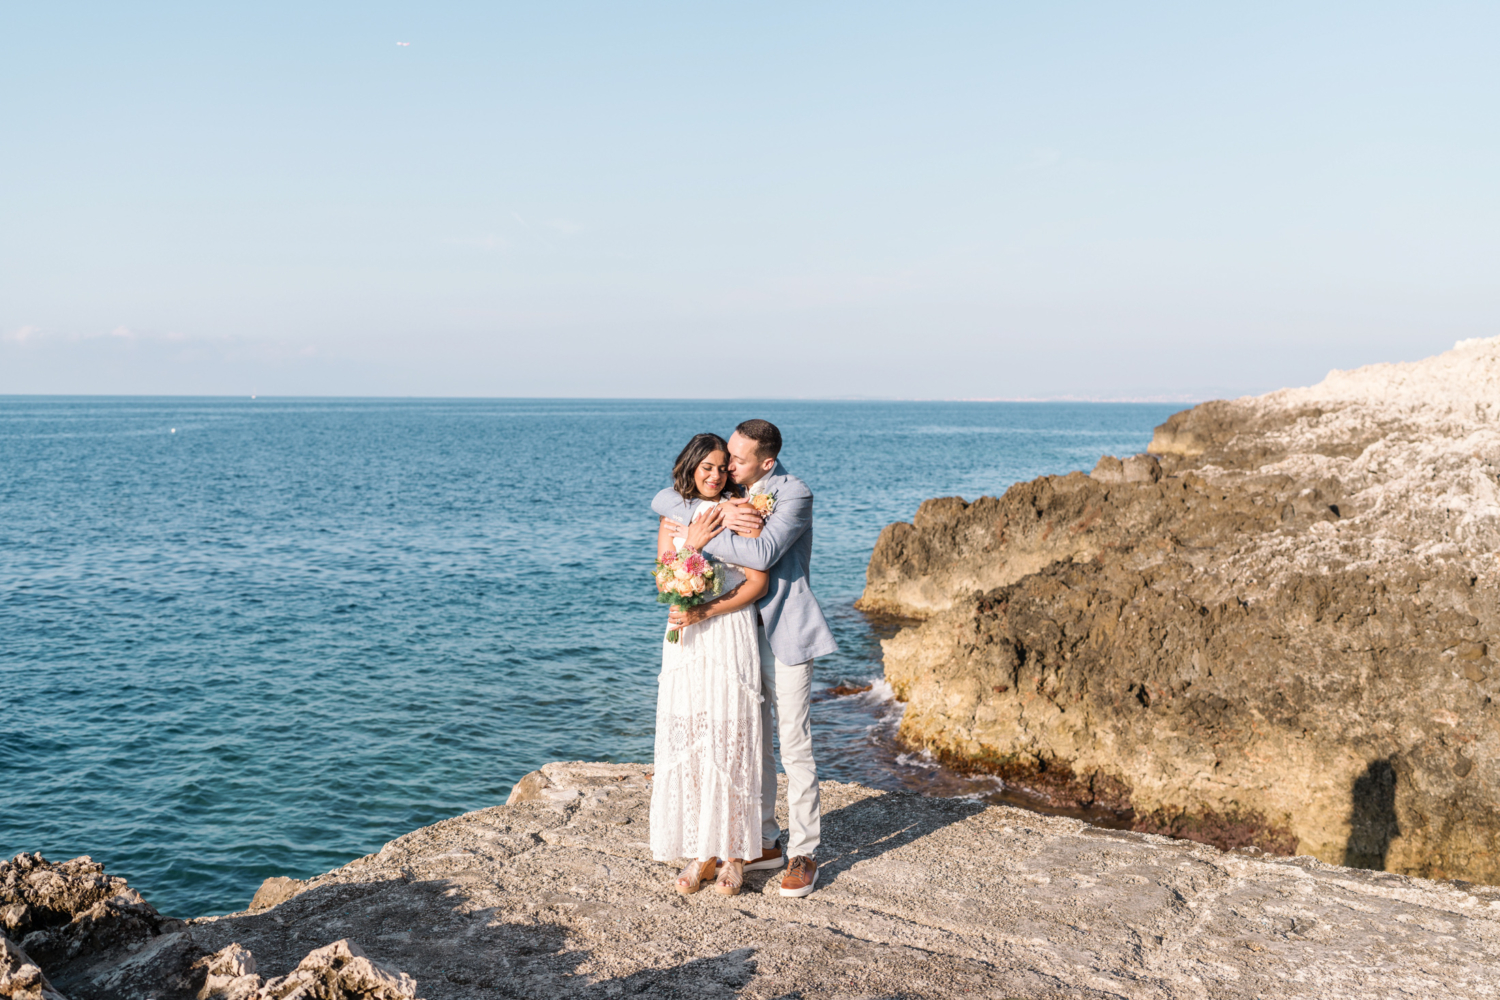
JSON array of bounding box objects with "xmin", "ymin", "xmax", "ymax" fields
[{"xmin": 727, "ymin": 432, "xmax": 775, "ymax": 486}]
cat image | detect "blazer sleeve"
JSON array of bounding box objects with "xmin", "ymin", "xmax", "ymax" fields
[
  {"xmin": 701, "ymin": 492, "xmax": 811, "ymax": 572},
  {"xmin": 651, "ymin": 488, "xmax": 697, "ymax": 526}
]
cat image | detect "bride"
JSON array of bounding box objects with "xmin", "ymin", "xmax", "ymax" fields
[{"xmin": 650, "ymin": 433, "xmax": 769, "ymax": 896}]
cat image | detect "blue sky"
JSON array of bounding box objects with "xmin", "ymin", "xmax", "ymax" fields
[{"xmin": 2, "ymin": 3, "xmax": 1496, "ymax": 398}]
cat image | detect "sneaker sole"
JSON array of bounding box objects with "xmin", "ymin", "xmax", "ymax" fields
[
  {"xmin": 778, "ymin": 867, "xmax": 819, "ymax": 897},
  {"xmin": 743, "ymin": 855, "xmax": 785, "ymax": 872}
]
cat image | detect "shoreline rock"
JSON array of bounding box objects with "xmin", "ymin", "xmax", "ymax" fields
[
  {"xmin": 860, "ymin": 336, "xmax": 1500, "ymax": 881},
  {"xmin": 10, "ymin": 763, "xmax": 1500, "ymax": 998},
  {"xmin": 0, "ymin": 852, "xmax": 420, "ymax": 1000}
]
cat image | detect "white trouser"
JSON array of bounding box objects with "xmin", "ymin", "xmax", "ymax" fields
[{"xmin": 758, "ymin": 626, "xmax": 820, "ymax": 859}]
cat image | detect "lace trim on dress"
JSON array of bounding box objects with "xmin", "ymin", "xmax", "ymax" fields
[{"xmin": 649, "ymin": 603, "xmax": 763, "ymax": 862}]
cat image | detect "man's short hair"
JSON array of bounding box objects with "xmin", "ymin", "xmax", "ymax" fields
[{"xmin": 734, "ymin": 419, "xmax": 782, "ymax": 460}]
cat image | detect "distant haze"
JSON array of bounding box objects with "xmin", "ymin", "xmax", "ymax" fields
[{"xmin": 2, "ymin": 3, "xmax": 1495, "ymax": 399}]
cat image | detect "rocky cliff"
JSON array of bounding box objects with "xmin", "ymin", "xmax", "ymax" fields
[
  {"xmin": 0, "ymin": 854, "xmax": 419, "ymax": 1000},
  {"xmin": 860, "ymin": 337, "xmax": 1500, "ymax": 882},
  {"xmin": 9, "ymin": 763, "xmax": 1500, "ymax": 999}
]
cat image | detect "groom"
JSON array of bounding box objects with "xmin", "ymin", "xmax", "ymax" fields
[{"xmin": 654, "ymin": 418, "xmax": 837, "ymax": 897}]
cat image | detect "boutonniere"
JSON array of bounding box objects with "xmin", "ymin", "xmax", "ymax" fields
[{"xmin": 748, "ymin": 488, "xmax": 777, "ymax": 516}]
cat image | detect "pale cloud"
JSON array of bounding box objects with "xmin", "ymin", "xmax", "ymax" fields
[
  {"xmin": 95, "ymin": 325, "xmax": 204, "ymax": 345},
  {"xmin": 3, "ymin": 325, "xmax": 43, "ymax": 344},
  {"xmin": 2, "ymin": 324, "xmax": 229, "ymax": 347},
  {"xmin": 545, "ymin": 219, "xmax": 584, "ymax": 236}
]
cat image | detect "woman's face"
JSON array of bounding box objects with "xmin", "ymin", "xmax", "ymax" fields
[{"xmin": 694, "ymin": 450, "xmax": 729, "ymax": 498}]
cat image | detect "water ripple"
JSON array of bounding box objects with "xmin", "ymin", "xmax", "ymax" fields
[{"xmin": 0, "ymin": 397, "xmax": 1177, "ymax": 915}]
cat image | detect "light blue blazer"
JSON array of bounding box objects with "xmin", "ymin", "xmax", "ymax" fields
[{"xmin": 651, "ymin": 462, "xmax": 838, "ymax": 665}]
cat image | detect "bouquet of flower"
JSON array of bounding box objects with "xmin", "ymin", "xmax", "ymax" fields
[
  {"xmin": 748, "ymin": 488, "xmax": 777, "ymax": 516},
  {"xmin": 654, "ymin": 547, "xmax": 722, "ymax": 642}
]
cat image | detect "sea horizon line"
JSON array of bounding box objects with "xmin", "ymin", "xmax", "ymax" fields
[{"xmin": 0, "ymin": 393, "xmax": 1217, "ymax": 404}]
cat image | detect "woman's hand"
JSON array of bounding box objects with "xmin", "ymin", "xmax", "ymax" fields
[
  {"xmin": 667, "ymin": 603, "xmax": 712, "ymax": 633},
  {"xmin": 684, "ymin": 505, "xmax": 726, "ymax": 551}
]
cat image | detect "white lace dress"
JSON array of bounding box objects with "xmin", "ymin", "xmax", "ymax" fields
[{"xmin": 650, "ymin": 498, "xmax": 763, "ymax": 863}]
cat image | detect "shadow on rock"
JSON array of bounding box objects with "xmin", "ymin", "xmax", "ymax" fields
[
  {"xmin": 574, "ymin": 949, "xmax": 953, "ymax": 1000},
  {"xmin": 2, "ymin": 852, "xmax": 438, "ymax": 999},
  {"xmin": 193, "ymin": 875, "xmax": 570, "ymax": 995},
  {"xmin": 817, "ymin": 791, "xmax": 987, "ymax": 885},
  {"xmin": 1, "ymin": 840, "xmax": 985, "ymax": 1000},
  {"xmin": 1344, "ymin": 757, "xmax": 1401, "ymax": 870},
  {"xmin": 211, "ymin": 880, "xmax": 758, "ymax": 999},
  {"xmin": 569, "ymin": 947, "xmax": 755, "ymax": 999}
]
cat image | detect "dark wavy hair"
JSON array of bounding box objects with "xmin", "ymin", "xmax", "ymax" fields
[{"xmin": 672, "ymin": 433, "xmax": 737, "ymax": 501}]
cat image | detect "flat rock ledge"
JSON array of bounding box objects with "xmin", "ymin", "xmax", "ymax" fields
[{"xmin": 9, "ymin": 763, "xmax": 1500, "ymax": 1000}]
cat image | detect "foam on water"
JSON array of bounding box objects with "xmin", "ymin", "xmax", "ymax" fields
[{"xmin": 0, "ymin": 397, "xmax": 1177, "ymax": 915}]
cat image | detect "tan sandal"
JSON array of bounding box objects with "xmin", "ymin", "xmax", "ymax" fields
[
  {"xmin": 714, "ymin": 859, "xmax": 744, "ymax": 896},
  {"xmin": 674, "ymin": 858, "xmax": 718, "ymax": 895}
]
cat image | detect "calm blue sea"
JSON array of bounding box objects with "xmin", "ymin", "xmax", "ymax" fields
[{"xmin": 0, "ymin": 398, "xmax": 1180, "ymax": 917}]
